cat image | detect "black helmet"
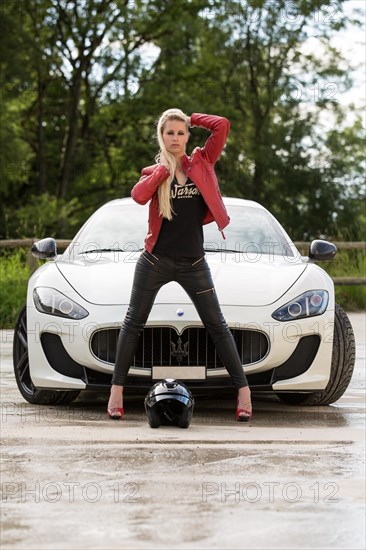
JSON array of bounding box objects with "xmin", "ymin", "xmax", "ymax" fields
[{"xmin": 144, "ymin": 379, "xmax": 194, "ymax": 429}]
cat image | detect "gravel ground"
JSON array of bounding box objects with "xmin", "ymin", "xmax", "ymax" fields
[{"xmin": 0, "ymin": 313, "xmax": 365, "ymax": 550}]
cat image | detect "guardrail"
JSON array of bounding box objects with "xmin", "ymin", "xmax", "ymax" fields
[
  {"xmin": 1, "ymin": 239, "xmax": 365, "ymax": 285},
  {"xmin": 294, "ymin": 242, "xmax": 366, "ymax": 286}
]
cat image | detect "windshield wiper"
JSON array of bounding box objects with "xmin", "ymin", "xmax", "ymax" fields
[
  {"xmin": 80, "ymin": 248, "xmax": 127, "ymax": 254},
  {"xmin": 204, "ymin": 248, "xmax": 240, "ymax": 253}
]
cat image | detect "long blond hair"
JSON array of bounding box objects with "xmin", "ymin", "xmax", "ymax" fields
[{"xmin": 155, "ymin": 108, "xmax": 189, "ymax": 220}]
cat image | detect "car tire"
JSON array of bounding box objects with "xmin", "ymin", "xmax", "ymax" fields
[
  {"xmin": 13, "ymin": 305, "xmax": 81, "ymax": 406},
  {"xmin": 277, "ymin": 303, "xmax": 355, "ymax": 406}
]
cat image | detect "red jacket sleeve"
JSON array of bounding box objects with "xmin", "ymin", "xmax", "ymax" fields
[
  {"xmin": 190, "ymin": 113, "xmax": 230, "ymax": 165},
  {"xmin": 131, "ymin": 164, "xmax": 170, "ymax": 205}
]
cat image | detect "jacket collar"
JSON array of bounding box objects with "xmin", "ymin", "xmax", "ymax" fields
[{"xmin": 181, "ymin": 153, "xmax": 190, "ymax": 171}]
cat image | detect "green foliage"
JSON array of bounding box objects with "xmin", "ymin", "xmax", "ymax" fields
[
  {"xmin": 334, "ymin": 285, "xmax": 366, "ymax": 312},
  {"xmin": 3, "ymin": 194, "xmax": 81, "ymax": 239},
  {"xmin": 320, "ymin": 250, "xmax": 366, "ymax": 311},
  {"xmin": 0, "ymin": 0, "xmax": 364, "ymax": 242},
  {"xmin": 0, "ymin": 250, "xmax": 32, "ymax": 328}
]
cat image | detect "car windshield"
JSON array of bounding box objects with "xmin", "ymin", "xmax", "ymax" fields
[{"xmin": 65, "ymin": 202, "xmax": 295, "ymax": 258}]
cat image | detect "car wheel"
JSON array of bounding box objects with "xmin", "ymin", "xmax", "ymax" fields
[
  {"xmin": 13, "ymin": 305, "xmax": 81, "ymax": 405},
  {"xmin": 277, "ymin": 303, "xmax": 355, "ymax": 406}
]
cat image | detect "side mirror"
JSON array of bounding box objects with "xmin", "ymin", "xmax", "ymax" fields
[
  {"xmin": 31, "ymin": 238, "xmax": 57, "ymax": 259},
  {"xmin": 309, "ymin": 239, "xmax": 337, "ymax": 261}
]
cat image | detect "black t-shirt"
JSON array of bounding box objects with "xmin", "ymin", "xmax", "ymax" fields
[{"xmin": 153, "ymin": 177, "xmax": 208, "ymax": 258}]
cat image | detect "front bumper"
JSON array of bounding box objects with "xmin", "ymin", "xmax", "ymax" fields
[{"xmin": 26, "ymin": 300, "xmax": 335, "ymax": 394}]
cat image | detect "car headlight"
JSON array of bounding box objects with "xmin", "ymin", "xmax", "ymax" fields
[
  {"xmin": 271, "ymin": 290, "xmax": 329, "ymax": 321},
  {"xmin": 33, "ymin": 287, "xmax": 89, "ymax": 319}
]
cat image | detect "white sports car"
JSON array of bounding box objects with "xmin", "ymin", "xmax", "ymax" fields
[{"xmin": 13, "ymin": 197, "xmax": 355, "ymax": 406}]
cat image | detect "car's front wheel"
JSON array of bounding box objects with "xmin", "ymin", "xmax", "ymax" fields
[
  {"xmin": 277, "ymin": 303, "xmax": 355, "ymax": 406},
  {"xmin": 13, "ymin": 305, "xmax": 81, "ymax": 405}
]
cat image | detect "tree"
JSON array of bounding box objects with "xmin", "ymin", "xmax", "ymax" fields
[
  {"xmin": 184, "ymin": 0, "xmax": 364, "ymax": 239},
  {"xmin": 1, "ymin": 0, "xmax": 364, "ymax": 241}
]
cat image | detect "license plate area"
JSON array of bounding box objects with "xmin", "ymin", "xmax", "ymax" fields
[{"xmin": 152, "ymin": 366, "xmax": 206, "ymax": 381}]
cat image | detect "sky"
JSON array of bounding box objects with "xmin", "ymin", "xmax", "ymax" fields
[
  {"xmin": 328, "ymin": 0, "xmax": 365, "ymax": 120},
  {"xmin": 106, "ymin": 0, "xmax": 366, "ymax": 128},
  {"xmin": 294, "ymin": 0, "xmax": 366, "ymax": 133}
]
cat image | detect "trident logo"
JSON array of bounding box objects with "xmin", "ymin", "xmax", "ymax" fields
[{"xmin": 170, "ymin": 337, "xmax": 189, "ymax": 363}]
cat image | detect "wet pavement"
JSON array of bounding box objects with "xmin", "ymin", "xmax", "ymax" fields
[{"xmin": 0, "ymin": 313, "xmax": 365, "ymax": 549}]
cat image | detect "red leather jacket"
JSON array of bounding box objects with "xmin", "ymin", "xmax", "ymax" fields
[{"xmin": 131, "ymin": 112, "xmax": 230, "ymax": 253}]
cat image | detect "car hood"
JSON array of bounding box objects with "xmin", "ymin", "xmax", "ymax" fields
[{"xmin": 56, "ymin": 253, "xmax": 307, "ymax": 307}]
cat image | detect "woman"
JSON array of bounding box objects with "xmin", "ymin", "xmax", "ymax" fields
[{"xmin": 107, "ymin": 109, "xmax": 252, "ymax": 422}]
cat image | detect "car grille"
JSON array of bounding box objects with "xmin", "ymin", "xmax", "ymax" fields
[{"xmin": 91, "ymin": 327, "xmax": 268, "ymax": 369}]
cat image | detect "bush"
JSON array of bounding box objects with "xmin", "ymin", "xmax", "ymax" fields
[
  {"xmin": 319, "ymin": 249, "xmax": 366, "ymax": 311},
  {"xmin": 3, "ymin": 194, "xmax": 81, "ymax": 240},
  {"xmin": 0, "ymin": 250, "xmax": 33, "ymax": 328}
]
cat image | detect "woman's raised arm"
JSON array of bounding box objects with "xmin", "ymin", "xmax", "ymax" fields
[{"xmin": 190, "ymin": 113, "xmax": 230, "ymax": 165}]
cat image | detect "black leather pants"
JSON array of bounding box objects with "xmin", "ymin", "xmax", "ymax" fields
[{"xmin": 111, "ymin": 251, "xmax": 248, "ymax": 389}]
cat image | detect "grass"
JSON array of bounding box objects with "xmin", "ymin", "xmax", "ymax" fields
[
  {"xmin": 0, "ymin": 249, "xmax": 36, "ymax": 329},
  {"xmin": 319, "ymin": 249, "xmax": 366, "ymax": 311},
  {"xmin": 0, "ymin": 248, "xmax": 365, "ymax": 328}
]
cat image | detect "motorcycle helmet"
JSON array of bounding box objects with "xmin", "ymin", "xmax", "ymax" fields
[{"xmin": 144, "ymin": 379, "xmax": 195, "ymax": 429}]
